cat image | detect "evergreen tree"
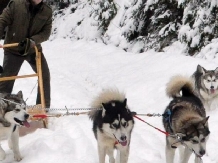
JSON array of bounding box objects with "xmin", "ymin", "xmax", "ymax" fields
[
  {"xmin": 121, "ymin": 0, "xmax": 183, "ymax": 52},
  {"xmin": 89, "ymin": 0, "xmax": 117, "ymax": 35},
  {"xmin": 179, "ymin": 0, "xmax": 218, "ymax": 55}
]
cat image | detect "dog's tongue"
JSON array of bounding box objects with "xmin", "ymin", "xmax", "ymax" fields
[
  {"xmin": 120, "ymin": 140, "xmax": 127, "ymax": 146},
  {"xmin": 211, "ymin": 89, "xmax": 215, "ymax": 94},
  {"xmin": 23, "ymin": 121, "xmax": 30, "ymax": 128}
]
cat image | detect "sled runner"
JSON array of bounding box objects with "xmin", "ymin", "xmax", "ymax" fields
[{"xmin": 0, "ymin": 43, "xmax": 47, "ymax": 136}]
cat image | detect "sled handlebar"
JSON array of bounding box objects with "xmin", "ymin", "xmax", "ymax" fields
[{"xmin": 1, "ymin": 43, "xmax": 19, "ymax": 48}]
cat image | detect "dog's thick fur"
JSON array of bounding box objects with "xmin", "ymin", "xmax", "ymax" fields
[
  {"xmin": 192, "ymin": 64, "xmax": 218, "ymax": 110},
  {"xmin": 0, "ymin": 91, "xmax": 29, "ymax": 161},
  {"xmin": 163, "ymin": 76, "xmax": 210, "ymax": 163},
  {"xmin": 89, "ymin": 89, "xmax": 134, "ymax": 163}
]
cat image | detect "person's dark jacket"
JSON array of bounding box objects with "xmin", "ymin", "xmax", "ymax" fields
[{"xmin": 0, "ymin": 0, "xmax": 52, "ymax": 54}]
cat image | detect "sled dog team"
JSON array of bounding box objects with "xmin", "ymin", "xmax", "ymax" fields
[{"xmin": 0, "ymin": 64, "xmax": 217, "ymax": 163}]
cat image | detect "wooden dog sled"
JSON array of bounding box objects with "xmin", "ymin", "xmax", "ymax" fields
[{"xmin": 0, "ymin": 43, "xmax": 47, "ymax": 136}]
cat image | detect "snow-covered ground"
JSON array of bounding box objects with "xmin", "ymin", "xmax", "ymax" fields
[{"xmin": 0, "ymin": 39, "xmax": 218, "ymax": 163}]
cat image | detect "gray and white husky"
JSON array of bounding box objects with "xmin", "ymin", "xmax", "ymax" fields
[
  {"xmin": 88, "ymin": 89, "xmax": 134, "ymax": 163},
  {"xmin": 163, "ymin": 75, "xmax": 210, "ymax": 163},
  {"xmin": 0, "ymin": 91, "xmax": 30, "ymax": 161},
  {"xmin": 192, "ymin": 65, "xmax": 218, "ymax": 110}
]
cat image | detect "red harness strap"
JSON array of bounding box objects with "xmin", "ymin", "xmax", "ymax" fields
[{"xmin": 133, "ymin": 115, "xmax": 170, "ymax": 136}]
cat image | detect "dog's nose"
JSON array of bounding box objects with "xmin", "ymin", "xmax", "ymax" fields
[
  {"xmin": 199, "ymin": 149, "xmax": 205, "ymax": 156},
  {"xmin": 120, "ymin": 135, "xmax": 127, "ymax": 141},
  {"xmin": 211, "ymin": 86, "xmax": 214, "ymax": 89},
  {"xmin": 24, "ymin": 114, "xmax": 29, "ymax": 119}
]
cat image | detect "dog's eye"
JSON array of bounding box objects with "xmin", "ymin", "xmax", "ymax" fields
[
  {"xmin": 15, "ymin": 109, "xmax": 20, "ymax": 112},
  {"xmin": 111, "ymin": 123, "xmax": 118, "ymax": 129},
  {"xmin": 122, "ymin": 122, "xmax": 128, "ymax": 127},
  {"xmin": 201, "ymin": 138, "xmax": 205, "ymax": 142},
  {"xmin": 191, "ymin": 139, "xmax": 199, "ymax": 144}
]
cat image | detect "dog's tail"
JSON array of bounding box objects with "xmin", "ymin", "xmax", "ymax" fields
[
  {"xmin": 88, "ymin": 88, "xmax": 126, "ymax": 120},
  {"xmin": 166, "ymin": 75, "xmax": 195, "ymax": 98}
]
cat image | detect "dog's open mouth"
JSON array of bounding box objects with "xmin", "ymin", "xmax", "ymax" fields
[
  {"xmin": 119, "ymin": 140, "xmax": 128, "ymax": 146},
  {"xmin": 210, "ymin": 89, "xmax": 215, "ymax": 94},
  {"xmin": 14, "ymin": 118, "xmax": 30, "ymax": 128}
]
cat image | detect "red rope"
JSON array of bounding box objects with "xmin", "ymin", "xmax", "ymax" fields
[
  {"xmin": 134, "ymin": 115, "xmax": 169, "ymax": 136},
  {"xmin": 33, "ymin": 114, "xmax": 48, "ymax": 118}
]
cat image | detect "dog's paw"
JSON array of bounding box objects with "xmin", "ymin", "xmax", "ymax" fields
[
  {"xmin": 0, "ymin": 150, "xmax": 6, "ymax": 161},
  {"xmin": 14, "ymin": 154, "xmax": 22, "ymax": 162}
]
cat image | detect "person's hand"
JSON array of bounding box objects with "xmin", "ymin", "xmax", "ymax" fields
[
  {"xmin": 18, "ymin": 38, "xmax": 35, "ymax": 56},
  {"xmin": 0, "ymin": 44, "xmax": 3, "ymax": 48}
]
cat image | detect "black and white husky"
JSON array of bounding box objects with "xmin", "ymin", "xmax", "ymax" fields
[
  {"xmin": 0, "ymin": 91, "xmax": 30, "ymax": 161},
  {"xmin": 163, "ymin": 75, "xmax": 210, "ymax": 163},
  {"xmin": 88, "ymin": 89, "xmax": 134, "ymax": 163}
]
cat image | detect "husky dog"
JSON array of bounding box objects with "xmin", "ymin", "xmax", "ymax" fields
[
  {"xmin": 163, "ymin": 76, "xmax": 210, "ymax": 163},
  {"xmin": 0, "ymin": 91, "xmax": 30, "ymax": 161},
  {"xmin": 88, "ymin": 89, "xmax": 134, "ymax": 163},
  {"xmin": 192, "ymin": 65, "xmax": 218, "ymax": 110}
]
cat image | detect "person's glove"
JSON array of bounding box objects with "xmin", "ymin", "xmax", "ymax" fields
[
  {"xmin": 0, "ymin": 65, "xmax": 3, "ymax": 73},
  {"xmin": 18, "ymin": 38, "xmax": 35, "ymax": 56}
]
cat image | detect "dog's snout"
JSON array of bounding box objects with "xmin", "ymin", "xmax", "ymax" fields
[
  {"xmin": 120, "ymin": 135, "xmax": 126, "ymax": 141},
  {"xmin": 199, "ymin": 149, "xmax": 205, "ymax": 156},
  {"xmin": 24, "ymin": 114, "xmax": 29, "ymax": 119},
  {"xmin": 211, "ymin": 86, "xmax": 214, "ymax": 89}
]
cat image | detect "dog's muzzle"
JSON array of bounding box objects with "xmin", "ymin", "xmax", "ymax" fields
[
  {"xmin": 118, "ymin": 135, "xmax": 128, "ymax": 146},
  {"xmin": 14, "ymin": 114, "xmax": 30, "ymax": 128}
]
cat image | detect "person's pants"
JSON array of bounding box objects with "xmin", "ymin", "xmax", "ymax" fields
[{"xmin": 0, "ymin": 51, "xmax": 50, "ymax": 108}]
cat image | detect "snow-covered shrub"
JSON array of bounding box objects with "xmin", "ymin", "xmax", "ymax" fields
[
  {"xmin": 51, "ymin": 0, "xmax": 117, "ymax": 41},
  {"xmin": 179, "ymin": 0, "xmax": 218, "ymax": 55}
]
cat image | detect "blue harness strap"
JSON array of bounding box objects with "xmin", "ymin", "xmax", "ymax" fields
[{"xmin": 163, "ymin": 109, "xmax": 173, "ymax": 133}]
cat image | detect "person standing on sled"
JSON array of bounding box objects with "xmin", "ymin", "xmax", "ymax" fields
[{"xmin": 0, "ymin": 0, "xmax": 52, "ymax": 109}]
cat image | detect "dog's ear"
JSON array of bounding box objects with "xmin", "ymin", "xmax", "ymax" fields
[
  {"xmin": 202, "ymin": 116, "xmax": 209, "ymax": 127},
  {"xmin": 17, "ymin": 91, "xmax": 23, "ymax": 98},
  {"xmin": 102, "ymin": 103, "xmax": 108, "ymax": 110},
  {"xmin": 0, "ymin": 100, "xmax": 8, "ymax": 112},
  {"xmin": 215, "ymin": 67, "xmax": 218, "ymax": 74},
  {"xmin": 101, "ymin": 103, "xmax": 107, "ymax": 117},
  {"xmin": 123, "ymin": 98, "xmax": 127, "ymax": 106},
  {"xmin": 197, "ymin": 65, "xmax": 206, "ymax": 75}
]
